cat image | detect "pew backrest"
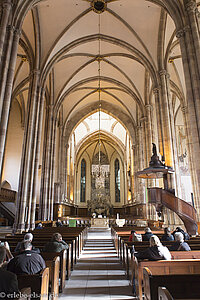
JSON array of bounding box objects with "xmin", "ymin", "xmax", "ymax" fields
[{"xmin": 17, "ymin": 267, "xmax": 49, "ymax": 300}]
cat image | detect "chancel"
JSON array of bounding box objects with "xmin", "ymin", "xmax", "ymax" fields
[{"xmin": 0, "ymin": 0, "xmax": 200, "ymax": 299}]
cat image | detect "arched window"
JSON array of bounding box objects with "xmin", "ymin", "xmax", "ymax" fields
[
  {"xmin": 80, "ymin": 159, "xmax": 86, "ymax": 202},
  {"xmin": 115, "ymin": 159, "xmax": 120, "ymax": 202}
]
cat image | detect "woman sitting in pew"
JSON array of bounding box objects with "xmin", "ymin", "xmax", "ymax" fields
[
  {"xmin": 170, "ymin": 232, "xmax": 191, "ymax": 251},
  {"xmin": 128, "ymin": 230, "xmax": 142, "ymax": 242},
  {"xmin": 134, "ymin": 235, "xmax": 171, "ymax": 261},
  {"xmin": 43, "ymin": 233, "xmax": 69, "ymax": 252},
  {"xmin": 0, "ymin": 246, "xmax": 19, "ymax": 296}
]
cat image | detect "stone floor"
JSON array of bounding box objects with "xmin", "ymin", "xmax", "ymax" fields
[{"xmin": 60, "ymin": 228, "xmax": 136, "ymax": 300}]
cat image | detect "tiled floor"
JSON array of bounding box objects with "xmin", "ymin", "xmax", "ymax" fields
[{"xmin": 60, "ymin": 228, "xmax": 136, "ymax": 300}]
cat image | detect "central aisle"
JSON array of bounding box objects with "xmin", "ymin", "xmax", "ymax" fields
[{"xmin": 60, "ymin": 228, "xmax": 135, "ymax": 300}]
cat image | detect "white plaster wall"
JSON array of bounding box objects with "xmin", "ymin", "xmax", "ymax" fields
[{"xmin": 2, "ymin": 100, "xmax": 24, "ymax": 191}]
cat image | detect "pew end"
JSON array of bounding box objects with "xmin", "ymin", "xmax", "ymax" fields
[
  {"xmin": 158, "ymin": 287, "xmax": 174, "ymax": 300},
  {"xmin": 17, "ymin": 267, "xmax": 49, "ymax": 300}
]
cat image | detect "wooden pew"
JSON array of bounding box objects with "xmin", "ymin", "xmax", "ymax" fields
[
  {"xmin": 45, "ymin": 256, "xmax": 60, "ymax": 300},
  {"xmin": 132, "ymin": 258, "xmax": 200, "ymax": 300},
  {"xmin": 158, "ymin": 287, "xmax": 174, "ymax": 300},
  {"xmin": 41, "ymin": 250, "xmax": 67, "ymax": 293},
  {"xmin": 143, "ymin": 267, "xmax": 200, "ymax": 300},
  {"xmin": 125, "ymin": 249, "xmax": 200, "ymax": 281},
  {"xmin": 17, "ymin": 267, "xmax": 49, "ymax": 300}
]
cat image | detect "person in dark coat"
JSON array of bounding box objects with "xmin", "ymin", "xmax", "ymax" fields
[
  {"xmin": 134, "ymin": 235, "xmax": 171, "ymax": 261},
  {"xmin": 161, "ymin": 227, "xmax": 174, "ymax": 241},
  {"xmin": 170, "ymin": 232, "xmax": 191, "ymax": 251},
  {"xmin": 172, "ymin": 226, "xmax": 190, "ymax": 240},
  {"xmin": 0, "ymin": 246, "xmax": 19, "ymax": 297},
  {"xmin": 43, "ymin": 232, "xmax": 69, "ymax": 252},
  {"xmin": 7, "ymin": 241, "xmax": 46, "ymax": 275},
  {"xmin": 143, "ymin": 227, "xmax": 153, "ymax": 241}
]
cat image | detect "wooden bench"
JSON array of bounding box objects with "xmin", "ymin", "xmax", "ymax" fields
[
  {"xmin": 45, "ymin": 256, "xmax": 60, "ymax": 300},
  {"xmin": 17, "ymin": 267, "xmax": 49, "ymax": 300},
  {"xmin": 144, "ymin": 268, "xmax": 200, "ymax": 300},
  {"xmin": 125, "ymin": 249, "xmax": 200, "ymax": 281},
  {"xmin": 132, "ymin": 258, "xmax": 200, "ymax": 300},
  {"xmin": 42, "ymin": 250, "xmax": 66, "ymax": 293},
  {"xmin": 158, "ymin": 287, "xmax": 174, "ymax": 300}
]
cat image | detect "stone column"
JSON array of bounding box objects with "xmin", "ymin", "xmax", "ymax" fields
[
  {"xmin": 30, "ymin": 88, "xmax": 45, "ymax": 230},
  {"xmin": 176, "ymin": 26, "xmax": 200, "ymax": 215},
  {"xmin": 136, "ymin": 120, "xmax": 146, "ymax": 204},
  {"xmin": 64, "ymin": 143, "xmax": 69, "ymax": 198},
  {"xmin": 145, "ymin": 105, "xmax": 153, "ymax": 163},
  {"xmin": 48, "ymin": 118, "xmax": 56, "ymax": 220},
  {"xmin": 169, "ymin": 93, "xmax": 182, "ymax": 198},
  {"xmin": 39, "ymin": 104, "xmax": 54, "ymax": 220},
  {"xmin": 153, "ymin": 88, "xmax": 163, "ymax": 156},
  {"xmin": 159, "ymin": 70, "xmax": 174, "ymax": 167},
  {"xmin": 185, "ymin": 1, "xmax": 200, "ymax": 76},
  {"xmin": 0, "ymin": 28, "xmax": 20, "ymax": 178},
  {"xmin": 0, "ymin": 0, "xmax": 12, "ymax": 64},
  {"xmin": 14, "ymin": 70, "xmax": 41, "ymax": 232}
]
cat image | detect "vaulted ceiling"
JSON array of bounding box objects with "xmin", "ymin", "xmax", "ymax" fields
[{"xmin": 13, "ymin": 0, "xmax": 189, "ymax": 142}]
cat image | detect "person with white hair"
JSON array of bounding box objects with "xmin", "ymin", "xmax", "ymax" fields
[
  {"xmin": 170, "ymin": 232, "xmax": 191, "ymax": 251},
  {"xmin": 14, "ymin": 232, "xmax": 40, "ymax": 253},
  {"xmin": 134, "ymin": 235, "xmax": 171, "ymax": 260},
  {"xmin": 143, "ymin": 227, "xmax": 153, "ymax": 241}
]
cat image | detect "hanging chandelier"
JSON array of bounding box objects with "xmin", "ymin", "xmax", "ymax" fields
[{"xmin": 91, "ymin": 14, "xmax": 109, "ymax": 184}]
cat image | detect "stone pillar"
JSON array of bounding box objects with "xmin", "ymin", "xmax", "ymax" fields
[
  {"xmin": 0, "ymin": 27, "xmax": 20, "ymax": 177},
  {"xmin": 185, "ymin": 1, "xmax": 200, "ymax": 75},
  {"xmin": 153, "ymin": 88, "xmax": 163, "ymax": 156},
  {"xmin": 145, "ymin": 104, "xmax": 153, "ymax": 163},
  {"xmin": 169, "ymin": 93, "xmax": 182, "ymax": 198},
  {"xmin": 64, "ymin": 143, "xmax": 69, "ymax": 198},
  {"xmin": 39, "ymin": 104, "xmax": 54, "ymax": 220},
  {"xmin": 136, "ymin": 120, "xmax": 146, "ymax": 204},
  {"xmin": 48, "ymin": 118, "xmax": 56, "ymax": 220},
  {"xmin": 176, "ymin": 26, "xmax": 200, "ymax": 216},
  {"xmin": 30, "ymin": 88, "xmax": 45, "ymax": 230},
  {"xmin": 159, "ymin": 70, "xmax": 174, "ymax": 167},
  {"xmin": 14, "ymin": 70, "xmax": 41, "ymax": 232},
  {"xmin": 0, "ymin": 0, "xmax": 12, "ymax": 64}
]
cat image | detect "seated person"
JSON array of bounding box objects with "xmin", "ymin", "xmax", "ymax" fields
[
  {"xmin": 0, "ymin": 246, "xmax": 19, "ymax": 296},
  {"xmin": 172, "ymin": 226, "xmax": 190, "ymax": 240},
  {"xmin": 14, "ymin": 233, "xmax": 40, "ymax": 253},
  {"xmin": 170, "ymin": 232, "xmax": 191, "ymax": 251},
  {"xmin": 128, "ymin": 230, "xmax": 142, "ymax": 242},
  {"xmin": 56, "ymin": 219, "xmax": 63, "ymax": 227},
  {"xmin": 161, "ymin": 227, "xmax": 174, "ymax": 241},
  {"xmin": 7, "ymin": 241, "xmax": 46, "ymax": 275},
  {"xmin": 143, "ymin": 227, "xmax": 153, "ymax": 241},
  {"xmin": 43, "ymin": 232, "xmax": 69, "ymax": 252},
  {"xmin": 0, "ymin": 241, "xmax": 13, "ymax": 268},
  {"xmin": 35, "ymin": 222, "xmax": 43, "ymax": 229},
  {"xmin": 134, "ymin": 235, "xmax": 171, "ymax": 261}
]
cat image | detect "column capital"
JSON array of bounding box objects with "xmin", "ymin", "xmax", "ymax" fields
[
  {"xmin": 159, "ymin": 69, "xmax": 170, "ymax": 78},
  {"xmin": 145, "ymin": 104, "xmax": 152, "ymax": 111},
  {"xmin": 132, "ymin": 144, "xmax": 137, "ymax": 150},
  {"xmin": 2, "ymin": 1, "xmax": 12, "ymax": 9},
  {"xmin": 181, "ymin": 106, "xmax": 188, "ymax": 114},
  {"xmin": 176, "ymin": 29, "xmax": 185, "ymax": 39},
  {"xmin": 140, "ymin": 116, "xmax": 147, "ymax": 123},
  {"xmin": 185, "ymin": 1, "xmax": 197, "ymax": 13},
  {"xmin": 153, "ymin": 87, "xmax": 160, "ymax": 95},
  {"xmin": 176, "ymin": 26, "xmax": 191, "ymax": 38}
]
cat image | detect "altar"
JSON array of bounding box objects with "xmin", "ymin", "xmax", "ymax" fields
[{"xmin": 91, "ymin": 218, "xmax": 109, "ymax": 228}]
